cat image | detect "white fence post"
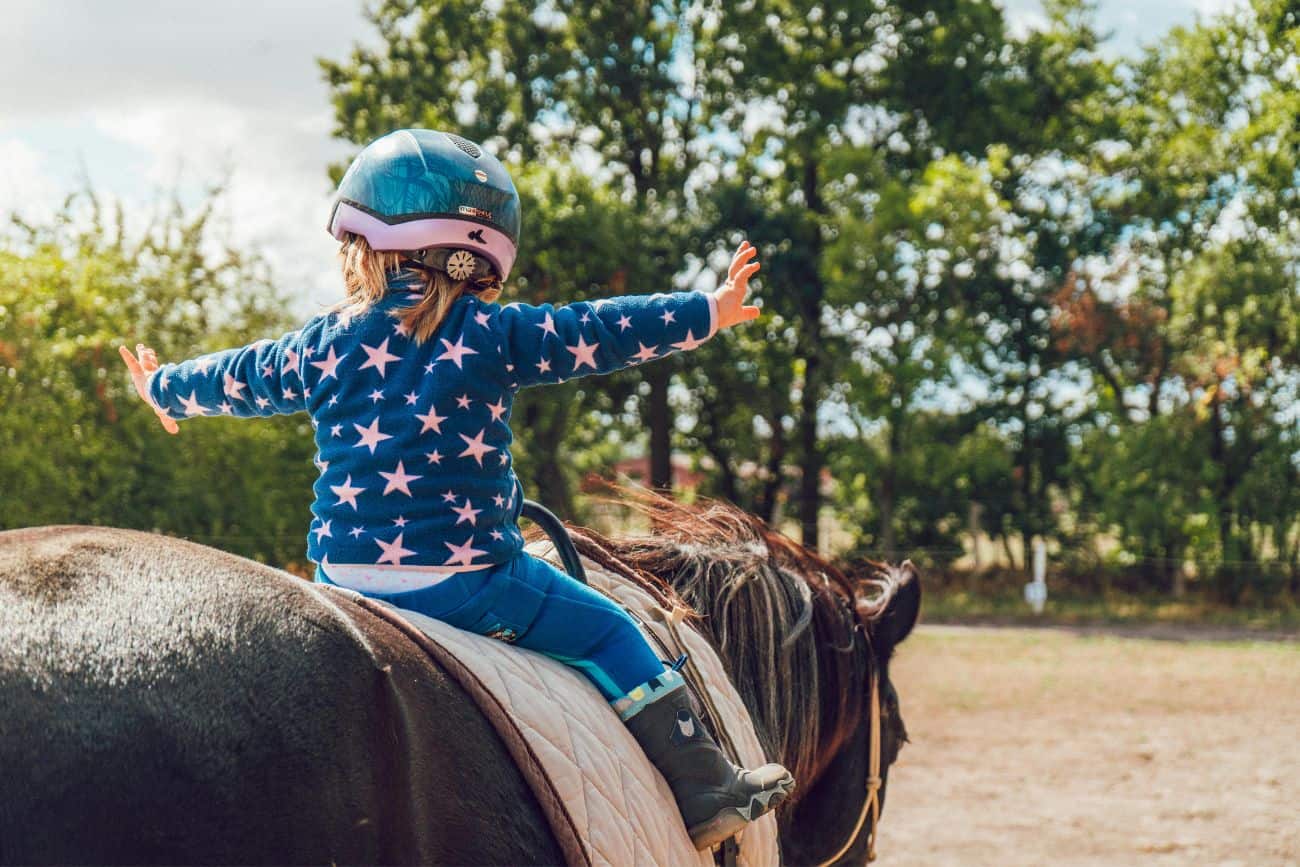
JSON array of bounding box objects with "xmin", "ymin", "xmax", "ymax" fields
[{"xmin": 1024, "ymin": 537, "xmax": 1047, "ymax": 614}]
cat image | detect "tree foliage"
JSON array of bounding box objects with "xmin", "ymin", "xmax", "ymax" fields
[
  {"xmin": 0, "ymin": 195, "xmax": 316, "ymax": 567},
  {"xmin": 4, "ymin": 0, "xmax": 1297, "ymax": 605}
]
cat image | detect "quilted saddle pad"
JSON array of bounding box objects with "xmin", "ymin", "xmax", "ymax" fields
[{"xmin": 324, "ymin": 545, "xmax": 780, "ymax": 867}]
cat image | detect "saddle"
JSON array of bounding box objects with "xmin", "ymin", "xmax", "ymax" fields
[{"xmin": 320, "ymin": 530, "xmax": 780, "ymax": 867}]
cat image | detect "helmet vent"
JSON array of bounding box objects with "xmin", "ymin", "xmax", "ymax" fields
[{"xmin": 446, "ymin": 133, "xmax": 482, "ymax": 159}]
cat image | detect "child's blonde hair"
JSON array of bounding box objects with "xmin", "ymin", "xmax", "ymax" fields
[{"xmin": 335, "ymin": 233, "xmax": 503, "ymax": 343}]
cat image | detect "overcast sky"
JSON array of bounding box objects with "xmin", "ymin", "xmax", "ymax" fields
[{"xmin": 0, "ymin": 0, "xmax": 1242, "ymax": 313}]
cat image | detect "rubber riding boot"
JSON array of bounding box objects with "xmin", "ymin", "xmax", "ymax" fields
[{"xmin": 617, "ymin": 671, "xmax": 795, "ymax": 849}]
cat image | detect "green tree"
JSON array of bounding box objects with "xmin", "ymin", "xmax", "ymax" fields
[
  {"xmin": 1060, "ymin": 0, "xmax": 1299, "ymax": 598},
  {"xmin": 0, "ymin": 194, "xmax": 316, "ymax": 567}
]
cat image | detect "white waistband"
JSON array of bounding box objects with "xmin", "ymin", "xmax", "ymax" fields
[{"xmin": 321, "ymin": 562, "xmax": 474, "ymax": 595}]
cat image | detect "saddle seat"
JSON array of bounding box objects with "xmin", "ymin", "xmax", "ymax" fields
[{"xmin": 318, "ymin": 541, "xmax": 780, "ymax": 867}]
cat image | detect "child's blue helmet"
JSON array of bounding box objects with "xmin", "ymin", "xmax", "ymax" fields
[{"xmin": 328, "ymin": 129, "xmax": 521, "ymax": 281}]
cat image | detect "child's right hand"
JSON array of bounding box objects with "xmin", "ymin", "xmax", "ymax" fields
[
  {"xmin": 713, "ymin": 240, "xmax": 762, "ymax": 330},
  {"xmin": 118, "ymin": 344, "xmax": 180, "ymax": 435}
]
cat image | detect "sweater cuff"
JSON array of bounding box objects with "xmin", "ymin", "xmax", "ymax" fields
[
  {"xmin": 705, "ymin": 292, "xmax": 719, "ymax": 339},
  {"xmin": 145, "ymin": 366, "xmax": 173, "ymax": 416}
]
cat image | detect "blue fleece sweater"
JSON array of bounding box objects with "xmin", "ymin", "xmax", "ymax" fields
[{"xmin": 148, "ymin": 272, "xmax": 717, "ymax": 571}]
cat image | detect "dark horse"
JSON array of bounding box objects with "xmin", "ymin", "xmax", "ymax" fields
[{"xmin": 0, "ymin": 494, "xmax": 918, "ymax": 866}]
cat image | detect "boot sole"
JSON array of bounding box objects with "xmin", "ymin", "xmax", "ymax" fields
[{"xmin": 688, "ymin": 772, "xmax": 795, "ymax": 850}]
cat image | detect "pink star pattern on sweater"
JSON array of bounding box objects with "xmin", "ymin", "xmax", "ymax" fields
[
  {"xmin": 179, "ymin": 391, "xmax": 206, "ymax": 416},
  {"xmin": 330, "ymin": 475, "xmax": 365, "ymax": 510},
  {"xmin": 632, "ymin": 342, "xmax": 659, "ymax": 362},
  {"xmin": 444, "ymin": 535, "xmax": 487, "ymax": 567},
  {"xmin": 458, "ymin": 429, "xmax": 495, "ymax": 466},
  {"xmin": 376, "ymin": 532, "xmax": 417, "ymax": 565},
  {"xmin": 452, "ymin": 498, "xmax": 482, "ymax": 526},
  {"xmin": 567, "ymin": 335, "xmax": 600, "ymax": 370},
  {"xmin": 416, "ymin": 403, "xmax": 447, "ymax": 434},
  {"xmin": 224, "ymin": 374, "xmax": 246, "ymax": 400},
  {"xmin": 353, "ymin": 417, "xmax": 392, "ymax": 454},
  {"xmin": 379, "ymin": 460, "xmax": 422, "ymax": 496},
  {"xmin": 310, "ymin": 346, "xmax": 345, "ymax": 380},
  {"xmin": 359, "ymin": 339, "xmax": 401, "ymax": 378},
  {"xmin": 671, "ymin": 330, "xmax": 707, "ymax": 352},
  {"xmin": 437, "ymin": 335, "xmax": 478, "ymax": 369}
]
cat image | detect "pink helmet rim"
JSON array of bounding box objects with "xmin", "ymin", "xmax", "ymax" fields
[{"xmin": 330, "ymin": 202, "xmax": 518, "ymax": 282}]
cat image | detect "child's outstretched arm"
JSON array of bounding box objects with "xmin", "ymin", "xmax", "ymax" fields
[
  {"xmin": 494, "ymin": 240, "xmax": 761, "ymax": 389},
  {"xmin": 119, "ymin": 323, "xmax": 320, "ymax": 428}
]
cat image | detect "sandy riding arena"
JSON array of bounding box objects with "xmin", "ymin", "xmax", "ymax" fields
[{"xmin": 884, "ymin": 626, "xmax": 1299, "ymax": 866}]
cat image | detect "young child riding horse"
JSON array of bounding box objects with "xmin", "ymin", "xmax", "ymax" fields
[{"xmin": 120, "ymin": 129, "xmax": 793, "ymax": 848}]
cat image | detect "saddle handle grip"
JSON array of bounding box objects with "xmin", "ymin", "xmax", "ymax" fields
[{"xmin": 520, "ymin": 499, "xmax": 589, "ymax": 585}]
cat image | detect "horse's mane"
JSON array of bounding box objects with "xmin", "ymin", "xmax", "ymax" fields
[{"xmin": 562, "ymin": 488, "xmax": 875, "ymax": 794}]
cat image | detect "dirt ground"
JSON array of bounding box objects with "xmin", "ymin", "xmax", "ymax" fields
[{"xmin": 880, "ymin": 625, "xmax": 1300, "ymax": 866}]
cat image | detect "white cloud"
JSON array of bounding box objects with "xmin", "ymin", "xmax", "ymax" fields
[
  {"xmin": 0, "ymin": 138, "xmax": 61, "ymax": 223},
  {"xmin": 87, "ymin": 98, "xmax": 352, "ymax": 313},
  {"xmin": 1193, "ymin": 0, "xmax": 1248, "ymax": 15},
  {"xmin": 0, "ymin": 0, "xmax": 371, "ymax": 314},
  {"xmin": 0, "ymin": 0, "xmax": 368, "ymax": 120}
]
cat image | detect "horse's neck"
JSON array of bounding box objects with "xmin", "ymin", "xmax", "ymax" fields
[{"xmin": 691, "ymin": 587, "xmax": 864, "ymax": 792}]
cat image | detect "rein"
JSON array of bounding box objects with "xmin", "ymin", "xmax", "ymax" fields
[{"xmin": 814, "ymin": 665, "xmax": 881, "ymax": 866}]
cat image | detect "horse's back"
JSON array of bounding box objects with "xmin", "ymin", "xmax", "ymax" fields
[{"xmin": 0, "ymin": 526, "xmax": 562, "ymax": 865}]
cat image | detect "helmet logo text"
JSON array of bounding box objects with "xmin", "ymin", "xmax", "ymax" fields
[{"xmin": 467, "ymin": 229, "xmax": 486, "ymax": 244}]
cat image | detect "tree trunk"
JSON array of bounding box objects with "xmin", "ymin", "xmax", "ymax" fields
[
  {"xmin": 698, "ymin": 430, "xmax": 740, "ymax": 506},
  {"xmin": 1000, "ymin": 532, "xmax": 1019, "ymax": 571},
  {"xmin": 1207, "ymin": 391, "xmax": 1240, "ymax": 602},
  {"xmin": 797, "ymin": 155, "xmax": 825, "ymax": 550},
  {"xmin": 1171, "ymin": 562, "xmax": 1186, "ymax": 598},
  {"xmin": 878, "ymin": 409, "xmax": 906, "ymax": 561},
  {"xmin": 755, "ymin": 414, "xmax": 787, "ymax": 525},
  {"xmin": 878, "ymin": 484, "xmax": 897, "ymax": 561},
  {"xmin": 877, "ymin": 445, "xmax": 897, "ymax": 562},
  {"xmin": 646, "ymin": 364, "xmax": 673, "ymax": 490},
  {"xmin": 798, "ymin": 353, "xmax": 822, "ymax": 550},
  {"xmin": 968, "ymin": 502, "xmax": 983, "ymax": 571},
  {"xmin": 1016, "ymin": 456, "xmax": 1032, "ymax": 576}
]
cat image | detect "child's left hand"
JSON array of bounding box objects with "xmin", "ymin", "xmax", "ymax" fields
[
  {"xmin": 713, "ymin": 240, "xmax": 762, "ymax": 330},
  {"xmin": 119, "ymin": 344, "xmax": 180, "ymax": 435}
]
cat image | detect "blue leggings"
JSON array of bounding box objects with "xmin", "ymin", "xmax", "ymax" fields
[{"xmin": 316, "ymin": 552, "xmax": 665, "ymax": 701}]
